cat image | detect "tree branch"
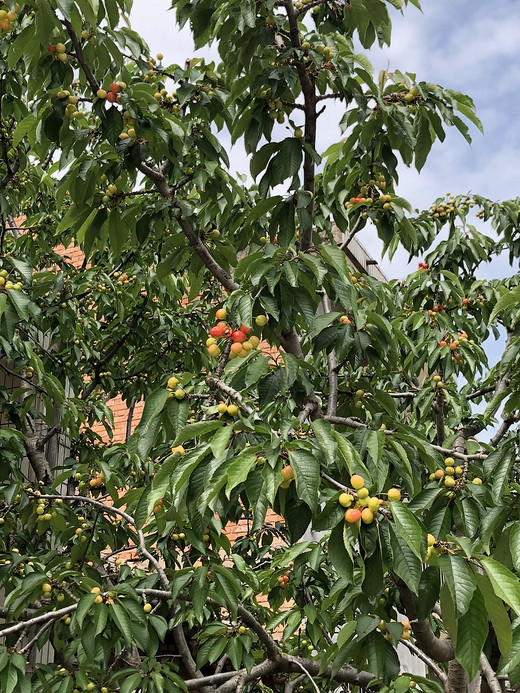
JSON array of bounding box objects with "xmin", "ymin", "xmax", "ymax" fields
[
  {"xmin": 61, "ymin": 19, "xmax": 100, "ymax": 93},
  {"xmin": 283, "ymin": 0, "xmax": 316, "ymax": 251},
  {"xmin": 32, "ymin": 494, "xmax": 170, "ymax": 591},
  {"xmin": 480, "ymin": 653, "xmax": 504, "ymax": 693},
  {"xmin": 397, "ymin": 581, "xmax": 455, "ymax": 662},
  {"xmin": 205, "ymin": 377, "xmax": 255, "ymax": 416},
  {"xmin": 490, "ymin": 415, "xmax": 517, "ymax": 447},
  {"xmin": 0, "ymin": 603, "xmax": 78, "ymax": 638},
  {"xmin": 401, "ymin": 639, "xmax": 448, "ymax": 687},
  {"xmin": 172, "ymin": 624, "xmax": 212, "ymax": 693},
  {"xmin": 25, "ymin": 432, "xmax": 53, "ymax": 483}
]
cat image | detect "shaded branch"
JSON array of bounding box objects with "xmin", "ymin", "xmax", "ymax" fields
[
  {"xmin": 61, "ymin": 19, "xmax": 100, "ymax": 93},
  {"xmin": 490, "ymin": 415, "xmax": 517, "ymax": 447},
  {"xmin": 32, "ymin": 494, "xmax": 170, "ymax": 591},
  {"xmin": 480, "ymin": 653, "xmax": 504, "ymax": 693},
  {"xmin": 401, "ymin": 639, "xmax": 448, "ymax": 687},
  {"xmin": 397, "ymin": 580, "xmax": 454, "ymax": 662},
  {"xmin": 205, "ymin": 377, "xmax": 255, "ymax": 416}
]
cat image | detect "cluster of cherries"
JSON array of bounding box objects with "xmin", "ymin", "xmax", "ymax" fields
[
  {"xmin": 96, "ymin": 81, "xmax": 125, "ymax": 103},
  {"xmin": 418, "ymin": 261, "xmax": 429, "ymax": 270},
  {"xmin": 206, "ymin": 309, "xmax": 261, "ymax": 359},
  {"xmin": 277, "ymin": 561, "xmax": 293, "ymax": 589}
]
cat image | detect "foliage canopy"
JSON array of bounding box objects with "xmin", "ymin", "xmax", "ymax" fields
[{"xmin": 1, "ymin": 1, "xmax": 520, "ymax": 693}]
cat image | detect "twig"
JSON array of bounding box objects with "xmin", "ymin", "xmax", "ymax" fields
[
  {"xmin": 205, "ymin": 377, "xmax": 255, "ymax": 416},
  {"xmin": 30, "ymin": 494, "xmax": 170, "ymax": 591},
  {"xmin": 61, "ymin": 19, "xmax": 100, "ymax": 93},
  {"xmin": 480, "ymin": 653, "xmax": 503, "ymax": 693},
  {"xmin": 340, "ymin": 214, "xmax": 365, "ymax": 251},
  {"xmin": 286, "ymin": 657, "xmax": 320, "ymax": 693},
  {"xmin": 19, "ymin": 619, "xmax": 55, "ymax": 655},
  {"xmin": 401, "ymin": 639, "xmax": 448, "ymax": 687}
]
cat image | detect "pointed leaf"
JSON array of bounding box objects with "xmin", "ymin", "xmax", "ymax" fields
[
  {"xmin": 288, "ymin": 449, "xmax": 320, "ymax": 512},
  {"xmin": 437, "ymin": 553, "xmax": 476, "ymax": 617}
]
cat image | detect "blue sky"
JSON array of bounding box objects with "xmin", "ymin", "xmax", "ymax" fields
[{"xmin": 130, "ymin": 0, "xmax": 520, "ymax": 277}]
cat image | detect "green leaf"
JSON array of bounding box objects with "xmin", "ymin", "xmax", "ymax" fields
[
  {"xmin": 510, "ymin": 522, "xmax": 520, "ymax": 573},
  {"xmin": 454, "ymin": 587, "xmax": 488, "ymax": 679},
  {"xmin": 73, "ymin": 593, "xmax": 97, "ymax": 629},
  {"xmin": 437, "ymin": 553, "xmax": 476, "ymax": 617},
  {"xmin": 288, "ymin": 448, "xmax": 320, "ymax": 512},
  {"xmin": 440, "ymin": 581, "xmax": 458, "ymax": 647},
  {"xmin": 479, "ymin": 557, "xmax": 520, "ymax": 618},
  {"xmin": 210, "ymin": 426, "xmax": 233, "ymax": 458},
  {"xmin": 173, "ymin": 420, "xmax": 223, "ymax": 445},
  {"xmin": 110, "ymin": 601, "xmax": 133, "ymax": 649},
  {"xmin": 128, "ymin": 388, "xmax": 169, "ymax": 459},
  {"xmin": 213, "ymin": 566, "xmax": 240, "ymax": 617},
  {"xmin": 192, "ymin": 566, "xmax": 209, "ymax": 622},
  {"xmin": 475, "ymin": 573, "xmax": 512, "ymax": 659},
  {"xmin": 328, "ymin": 522, "xmax": 353, "ymax": 583},
  {"xmin": 390, "ymin": 501, "xmax": 424, "ymax": 560},
  {"xmin": 488, "ymin": 285, "xmax": 520, "ymax": 324},
  {"xmin": 13, "ymin": 115, "xmax": 37, "ymax": 148},
  {"xmin": 225, "ymin": 453, "xmax": 257, "ymax": 499},
  {"xmin": 414, "ymin": 566, "xmax": 441, "ymax": 621},
  {"xmin": 119, "ymin": 673, "xmax": 143, "ymax": 693},
  {"xmin": 332, "ymin": 430, "xmax": 372, "ymax": 480},
  {"xmin": 388, "ymin": 524, "xmax": 422, "ymax": 593}
]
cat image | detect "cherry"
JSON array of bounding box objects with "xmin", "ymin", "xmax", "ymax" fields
[
  {"xmin": 210, "ymin": 325, "xmax": 224, "ymax": 338},
  {"xmin": 231, "ymin": 330, "xmax": 246, "ymax": 343}
]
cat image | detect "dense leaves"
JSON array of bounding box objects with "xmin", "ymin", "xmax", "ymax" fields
[{"xmin": 0, "ymin": 0, "xmax": 520, "ymax": 692}]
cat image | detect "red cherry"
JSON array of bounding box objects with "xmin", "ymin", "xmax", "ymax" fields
[
  {"xmin": 438, "ymin": 340, "xmax": 447, "ymax": 347},
  {"xmin": 109, "ymin": 82, "xmax": 120, "ymax": 94},
  {"xmin": 48, "ymin": 45, "xmax": 57, "ymax": 53},
  {"xmin": 231, "ymin": 330, "xmax": 247, "ymax": 343},
  {"xmin": 240, "ymin": 324, "xmax": 252, "ymax": 334},
  {"xmin": 106, "ymin": 92, "xmax": 116, "ymax": 103},
  {"xmin": 210, "ymin": 326, "xmax": 224, "ymax": 338}
]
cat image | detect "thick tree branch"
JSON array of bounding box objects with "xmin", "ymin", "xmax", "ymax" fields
[
  {"xmin": 447, "ymin": 660, "xmax": 467, "ymax": 693},
  {"xmin": 172, "ymin": 624, "xmax": 212, "ymax": 693},
  {"xmin": 25, "ymin": 432, "xmax": 53, "ymax": 483},
  {"xmin": 397, "ymin": 581, "xmax": 455, "ymax": 662}
]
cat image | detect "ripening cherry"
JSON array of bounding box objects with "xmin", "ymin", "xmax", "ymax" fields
[
  {"xmin": 344, "ymin": 508, "xmax": 362, "ymax": 523},
  {"xmin": 231, "ymin": 330, "xmax": 247, "ymax": 343},
  {"xmin": 106, "ymin": 92, "xmax": 116, "ymax": 103},
  {"xmin": 281, "ymin": 466, "xmax": 294, "ymax": 481},
  {"xmin": 210, "ymin": 325, "xmax": 224, "ymax": 338},
  {"xmin": 240, "ymin": 324, "xmax": 252, "ymax": 334},
  {"xmin": 109, "ymin": 82, "xmax": 120, "ymax": 94}
]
